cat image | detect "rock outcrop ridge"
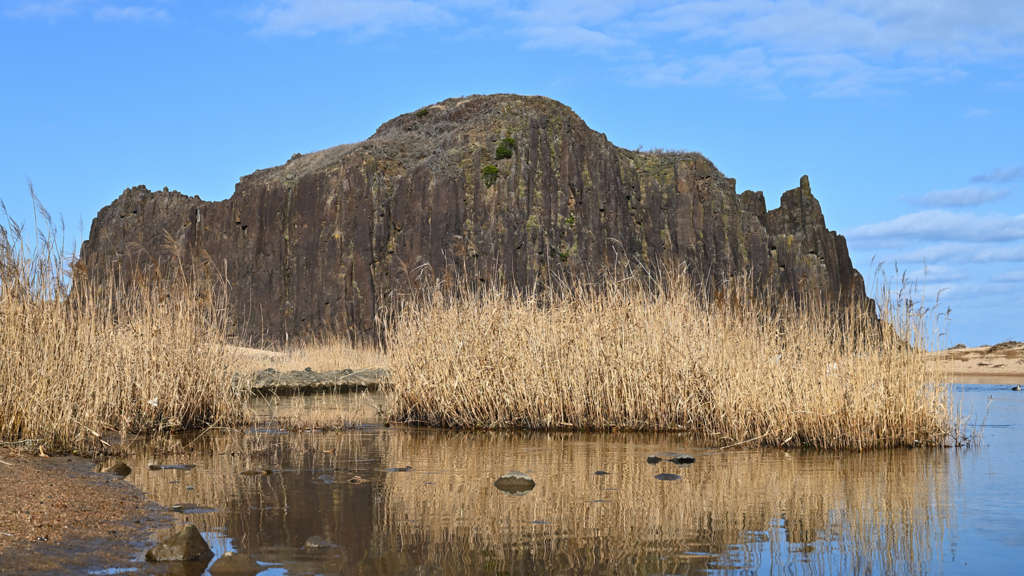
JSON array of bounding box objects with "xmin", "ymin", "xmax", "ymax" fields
[{"xmin": 80, "ymin": 94, "xmax": 870, "ymax": 342}]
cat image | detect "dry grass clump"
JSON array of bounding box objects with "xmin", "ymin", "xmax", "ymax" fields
[
  {"xmin": 385, "ymin": 272, "xmax": 955, "ymax": 449},
  {"xmin": 0, "ymin": 196, "xmax": 249, "ymax": 454}
]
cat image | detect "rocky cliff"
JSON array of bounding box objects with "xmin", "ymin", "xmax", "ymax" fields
[{"xmin": 80, "ymin": 94, "xmax": 869, "ymax": 342}]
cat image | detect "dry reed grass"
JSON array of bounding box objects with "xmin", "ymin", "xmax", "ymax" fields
[
  {"xmin": 385, "ymin": 271, "xmax": 957, "ymax": 449},
  {"xmin": 0, "ymin": 192, "xmax": 249, "ymax": 454}
]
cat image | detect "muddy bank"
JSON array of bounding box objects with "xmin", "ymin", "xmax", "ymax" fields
[{"xmin": 0, "ymin": 452, "xmax": 170, "ymax": 574}]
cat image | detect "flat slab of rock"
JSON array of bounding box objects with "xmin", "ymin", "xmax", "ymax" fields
[
  {"xmin": 246, "ymin": 367, "xmax": 389, "ymax": 396},
  {"xmin": 145, "ymin": 524, "xmax": 214, "ymax": 562},
  {"xmin": 494, "ymin": 471, "xmax": 536, "ymax": 495},
  {"xmin": 209, "ymin": 551, "xmax": 263, "ymax": 575}
]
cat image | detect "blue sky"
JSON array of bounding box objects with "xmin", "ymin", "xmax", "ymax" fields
[{"xmin": 2, "ymin": 0, "xmax": 1022, "ymax": 345}]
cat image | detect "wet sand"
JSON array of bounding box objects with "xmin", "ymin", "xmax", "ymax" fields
[{"xmin": 0, "ymin": 452, "xmax": 170, "ymax": 574}]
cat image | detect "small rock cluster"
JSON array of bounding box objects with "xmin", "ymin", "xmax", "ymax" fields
[{"xmin": 146, "ymin": 524, "xmax": 264, "ymax": 575}]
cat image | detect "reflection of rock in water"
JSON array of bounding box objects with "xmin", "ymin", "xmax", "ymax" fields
[
  {"xmin": 124, "ymin": 429, "xmax": 374, "ymax": 572},
  {"xmin": 208, "ymin": 551, "xmax": 262, "ymax": 576},
  {"xmin": 375, "ymin": 430, "xmax": 954, "ymax": 575},
  {"xmin": 494, "ymin": 471, "xmax": 536, "ymax": 495},
  {"xmin": 646, "ymin": 453, "xmax": 696, "ymax": 465}
]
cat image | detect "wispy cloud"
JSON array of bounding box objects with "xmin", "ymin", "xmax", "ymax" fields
[
  {"xmin": 94, "ymin": 5, "xmax": 167, "ymax": 22},
  {"xmin": 965, "ymin": 107, "xmax": 992, "ymax": 118},
  {"xmin": 903, "ymin": 185, "xmax": 1010, "ymax": 208},
  {"xmin": 4, "ymin": 0, "xmax": 84, "ymax": 18},
  {"xmin": 5, "ymin": 1, "xmax": 169, "ymax": 21},
  {"xmin": 906, "ymin": 264, "xmax": 967, "ymax": 283},
  {"xmin": 244, "ymin": 1, "xmax": 1024, "ymax": 95},
  {"xmin": 246, "ymin": 1, "xmax": 452, "ymax": 36},
  {"xmin": 847, "ymin": 210, "xmax": 1024, "ymax": 245},
  {"xmin": 9, "ymin": 1, "xmax": 1024, "ymax": 95},
  {"xmin": 873, "ymin": 241, "xmax": 1024, "ymax": 265},
  {"xmin": 992, "ymin": 270, "xmax": 1024, "ymax": 282},
  {"xmin": 970, "ymin": 165, "xmax": 1023, "ymax": 184}
]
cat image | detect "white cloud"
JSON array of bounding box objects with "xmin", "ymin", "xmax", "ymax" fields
[
  {"xmin": 94, "ymin": 5, "xmax": 167, "ymax": 22},
  {"xmin": 847, "ymin": 210, "xmax": 1024, "ymax": 244},
  {"xmin": 965, "ymin": 107, "xmax": 992, "ymax": 118},
  {"xmin": 970, "ymin": 165, "xmax": 1023, "ymax": 184},
  {"xmin": 904, "ymin": 185, "xmax": 1010, "ymax": 208}
]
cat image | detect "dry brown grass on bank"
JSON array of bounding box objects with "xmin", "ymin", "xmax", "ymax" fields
[
  {"xmin": 0, "ymin": 196, "xmax": 249, "ymax": 454},
  {"xmin": 385, "ymin": 273, "xmax": 957, "ymax": 449},
  {"xmin": 228, "ymin": 335, "xmax": 387, "ymax": 375}
]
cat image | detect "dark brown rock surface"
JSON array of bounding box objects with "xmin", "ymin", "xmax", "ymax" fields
[{"xmin": 80, "ymin": 94, "xmax": 870, "ymax": 342}]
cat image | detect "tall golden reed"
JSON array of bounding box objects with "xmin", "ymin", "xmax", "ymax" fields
[
  {"xmin": 385, "ymin": 271, "xmax": 956, "ymax": 449},
  {"xmin": 0, "ymin": 193, "xmax": 249, "ymax": 454}
]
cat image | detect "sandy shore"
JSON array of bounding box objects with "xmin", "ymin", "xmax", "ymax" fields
[
  {"xmin": 929, "ymin": 341, "xmax": 1024, "ymax": 380},
  {"xmin": 0, "ymin": 452, "xmax": 170, "ymax": 573}
]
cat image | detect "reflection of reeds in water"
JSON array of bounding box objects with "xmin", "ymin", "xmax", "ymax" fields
[
  {"xmin": 250, "ymin": 391, "xmax": 384, "ymax": 429},
  {"xmin": 375, "ymin": 431, "xmax": 952, "ymax": 575}
]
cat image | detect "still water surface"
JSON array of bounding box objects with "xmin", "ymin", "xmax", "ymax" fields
[{"xmin": 120, "ymin": 384, "xmax": 1023, "ymax": 575}]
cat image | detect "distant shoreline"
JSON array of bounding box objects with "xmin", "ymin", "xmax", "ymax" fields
[{"xmin": 929, "ymin": 342, "xmax": 1024, "ymax": 383}]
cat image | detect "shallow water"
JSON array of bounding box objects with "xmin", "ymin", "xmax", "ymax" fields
[{"xmin": 115, "ymin": 384, "xmax": 1023, "ymax": 575}]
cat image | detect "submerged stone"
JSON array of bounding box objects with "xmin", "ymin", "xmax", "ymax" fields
[
  {"xmin": 145, "ymin": 524, "xmax": 214, "ymax": 562},
  {"xmin": 494, "ymin": 471, "xmax": 536, "ymax": 495},
  {"xmin": 149, "ymin": 463, "xmax": 197, "ymax": 471},
  {"xmin": 209, "ymin": 551, "xmax": 262, "ymax": 576},
  {"xmin": 171, "ymin": 503, "xmax": 215, "ymax": 514},
  {"xmin": 304, "ymin": 535, "xmax": 336, "ymax": 549}
]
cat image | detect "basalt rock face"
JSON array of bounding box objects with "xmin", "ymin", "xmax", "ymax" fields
[{"xmin": 80, "ymin": 94, "xmax": 870, "ymax": 342}]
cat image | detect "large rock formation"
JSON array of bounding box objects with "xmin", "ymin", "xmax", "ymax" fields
[{"xmin": 80, "ymin": 94, "xmax": 869, "ymax": 343}]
